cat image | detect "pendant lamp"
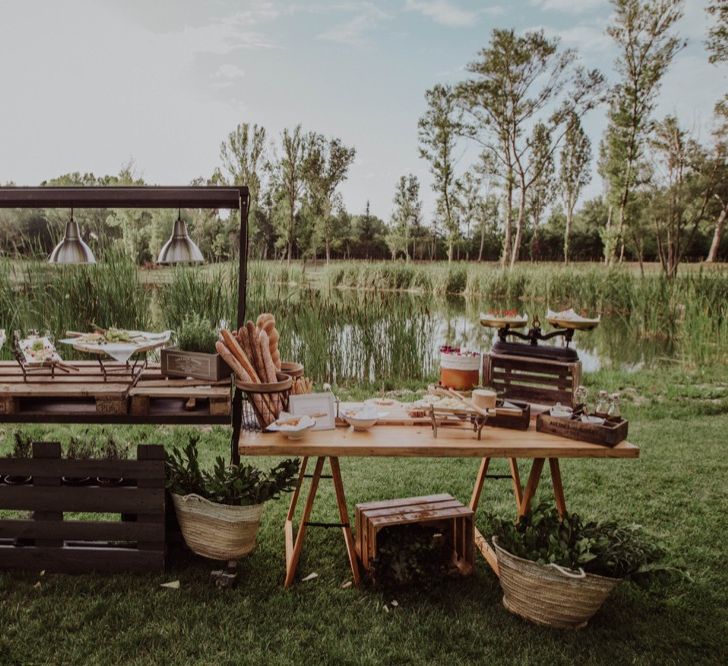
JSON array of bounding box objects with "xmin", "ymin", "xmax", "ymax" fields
[
  {"xmin": 157, "ymin": 210, "xmax": 204, "ymax": 264},
  {"xmin": 48, "ymin": 209, "xmax": 96, "ymax": 264}
]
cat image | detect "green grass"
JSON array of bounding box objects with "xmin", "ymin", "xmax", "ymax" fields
[{"xmin": 1, "ymin": 365, "xmax": 727, "ymax": 664}]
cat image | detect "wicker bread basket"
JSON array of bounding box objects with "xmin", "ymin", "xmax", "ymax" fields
[
  {"xmin": 493, "ymin": 537, "xmax": 620, "ymax": 629},
  {"xmin": 172, "ymin": 493, "xmax": 264, "ymax": 561},
  {"xmin": 236, "ymin": 372, "xmax": 293, "ymax": 429},
  {"xmin": 279, "ymin": 361, "xmax": 304, "ymax": 379}
]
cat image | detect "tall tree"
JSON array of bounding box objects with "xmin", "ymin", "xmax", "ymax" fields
[
  {"xmin": 218, "ymin": 123, "xmax": 267, "ymax": 256},
  {"xmin": 387, "ymin": 175, "xmax": 422, "ymax": 261},
  {"xmin": 526, "ymin": 123, "xmax": 556, "ymax": 261},
  {"xmin": 648, "ymin": 116, "xmax": 714, "ymax": 276},
  {"xmin": 601, "ymin": 0, "xmax": 685, "ymax": 264},
  {"xmin": 457, "ymin": 29, "xmax": 604, "ymax": 268},
  {"xmin": 418, "ymin": 84, "xmax": 462, "ymax": 262},
  {"xmin": 706, "ymin": 0, "xmax": 728, "ymax": 63},
  {"xmin": 303, "ymin": 133, "xmax": 356, "ymax": 263},
  {"xmin": 270, "ymin": 125, "xmax": 307, "ymax": 263},
  {"xmin": 559, "ymin": 112, "xmax": 592, "ymax": 263}
]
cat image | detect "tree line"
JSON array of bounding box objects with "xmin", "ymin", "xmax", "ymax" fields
[{"xmin": 0, "ymin": 0, "xmax": 726, "ymax": 274}]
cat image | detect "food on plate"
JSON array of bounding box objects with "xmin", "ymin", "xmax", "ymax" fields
[
  {"xmin": 18, "ymin": 335, "xmax": 61, "ymax": 365},
  {"xmin": 546, "ymin": 308, "xmax": 600, "ymax": 329},
  {"xmin": 266, "ymin": 413, "xmax": 316, "ymax": 439},
  {"xmin": 341, "ymin": 405, "xmax": 384, "ymax": 431}
]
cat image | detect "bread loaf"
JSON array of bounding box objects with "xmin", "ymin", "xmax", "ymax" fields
[{"xmin": 220, "ymin": 329, "xmax": 259, "ymax": 382}]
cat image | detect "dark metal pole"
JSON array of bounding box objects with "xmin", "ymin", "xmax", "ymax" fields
[{"xmin": 230, "ymin": 188, "xmax": 250, "ymax": 465}]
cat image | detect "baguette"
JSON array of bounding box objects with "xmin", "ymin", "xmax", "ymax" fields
[
  {"xmin": 268, "ymin": 328, "xmax": 281, "ymax": 369},
  {"xmin": 238, "ymin": 325, "xmax": 254, "ymax": 371},
  {"xmin": 215, "ymin": 341, "xmax": 246, "ymax": 381},
  {"xmin": 259, "ymin": 330, "xmax": 278, "ymax": 384},
  {"xmin": 256, "ymin": 313, "xmax": 275, "ymax": 329},
  {"xmin": 220, "ymin": 329, "xmax": 259, "ymax": 382},
  {"xmin": 246, "ymin": 321, "xmax": 265, "ymax": 380}
]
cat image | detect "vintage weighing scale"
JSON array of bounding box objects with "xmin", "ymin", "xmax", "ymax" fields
[{"xmin": 480, "ymin": 309, "xmax": 600, "ymax": 408}]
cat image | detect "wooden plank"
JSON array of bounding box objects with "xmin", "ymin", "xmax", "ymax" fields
[
  {"xmin": 0, "ymin": 383, "xmax": 130, "ymax": 397},
  {"xmin": 488, "ymin": 353, "xmax": 580, "ymax": 373},
  {"xmin": 129, "ymin": 386, "xmax": 231, "ymax": 398},
  {"xmin": 0, "ymin": 544, "xmax": 164, "ymax": 573},
  {"xmin": 0, "ymin": 486, "xmax": 164, "ymax": 513},
  {"xmin": 239, "ymin": 425, "xmax": 640, "ymax": 459},
  {"xmin": 329, "ymin": 457, "xmax": 361, "ymax": 587},
  {"xmin": 491, "ymin": 370, "xmax": 572, "ymax": 388},
  {"xmin": 519, "ymin": 458, "xmax": 545, "ymax": 517},
  {"xmin": 0, "ymin": 519, "xmax": 164, "ymax": 542},
  {"xmin": 369, "ymin": 506, "xmax": 472, "ymax": 528},
  {"xmin": 489, "ymin": 382, "xmax": 573, "ymax": 405},
  {"xmin": 135, "ymin": 445, "xmax": 166, "ymax": 552},
  {"xmin": 32, "ymin": 441, "xmax": 63, "ymax": 548},
  {"xmin": 0, "ymin": 458, "xmax": 164, "ymax": 479},
  {"xmin": 356, "ymin": 493, "xmax": 454, "ymax": 512},
  {"xmin": 363, "ymin": 499, "xmax": 464, "ymax": 520}
]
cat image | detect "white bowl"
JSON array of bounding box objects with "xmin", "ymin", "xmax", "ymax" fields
[{"xmin": 342, "ymin": 409, "xmax": 386, "ymax": 432}]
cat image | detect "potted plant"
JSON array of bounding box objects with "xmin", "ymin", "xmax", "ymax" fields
[
  {"xmin": 4, "ymin": 432, "xmax": 33, "ymax": 485},
  {"xmin": 161, "ymin": 313, "xmax": 230, "ymax": 382},
  {"xmin": 97, "ymin": 433, "xmax": 129, "ymax": 486},
  {"xmin": 487, "ymin": 503, "xmax": 671, "ymax": 630},
  {"xmin": 63, "ymin": 435, "xmax": 95, "ymax": 485},
  {"xmin": 166, "ymin": 435, "xmax": 299, "ymax": 561}
]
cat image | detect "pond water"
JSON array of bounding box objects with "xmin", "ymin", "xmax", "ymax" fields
[{"xmin": 247, "ymin": 287, "xmax": 674, "ymax": 385}]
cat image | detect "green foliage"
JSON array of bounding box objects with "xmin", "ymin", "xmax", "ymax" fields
[
  {"xmin": 65, "ymin": 436, "xmax": 95, "ymax": 460},
  {"xmin": 99, "ymin": 433, "xmax": 129, "ymax": 461},
  {"xmin": 166, "ymin": 434, "xmax": 299, "ymax": 506},
  {"xmin": 487, "ymin": 502, "xmax": 671, "ymax": 582},
  {"xmin": 11, "ymin": 432, "xmax": 32, "ymax": 458},
  {"xmin": 175, "ymin": 313, "xmax": 218, "ymax": 355}
]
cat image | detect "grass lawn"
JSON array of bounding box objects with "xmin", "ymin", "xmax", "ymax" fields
[{"xmin": 1, "ymin": 366, "xmax": 727, "ymax": 665}]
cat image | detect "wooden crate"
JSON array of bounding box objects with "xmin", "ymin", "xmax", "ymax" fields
[
  {"xmin": 0, "ymin": 442, "xmax": 165, "ymax": 573},
  {"xmin": 483, "ymin": 352, "xmax": 581, "ymax": 408},
  {"xmin": 536, "ymin": 412, "xmax": 629, "ymax": 446},
  {"xmin": 355, "ymin": 493, "xmax": 474, "ymax": 576},
  {"xmin": 488, "ymin": 400, "xmax": 531, "ymax": 430}
]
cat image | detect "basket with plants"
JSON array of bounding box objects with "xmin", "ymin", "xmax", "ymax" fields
[
  {"xmin": 97, "ymin": 432, "xmax": 129, "ymax": 486},
  {"xmin": 486, "ymin": 503, "xmax": 676, "ymax": 629},
  {"xmin": 62, "ymin": 435, "xmax": 95, "ymax": 486},
  {"xmin": 166, "ymin": 434, "xmax": 299, "ymax": 561},
  {"xmin": 161, "ymin": 313, "xmax": 231, "ymax": 382}
]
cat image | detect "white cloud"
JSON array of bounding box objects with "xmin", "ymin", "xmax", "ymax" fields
[
  {"xmin": 529, "ymin": 0, "xmax": 606, "ymax": 13},
  {"xmin": 212, "ymin": 64, "xmax": 246, "ymax": 89},
  {"xmin": 316, "ymin": 3, "xmax": 390, "ymax": 45},
  {"xmin": 526, "ymin": 23, "xmax": 612, "ymax": 53},
  {"xmin": 405, "ymin": 0, "xmax": 479, "ymax": 28}
]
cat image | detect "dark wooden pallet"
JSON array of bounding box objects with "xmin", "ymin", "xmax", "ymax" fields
[
  {"xmin": 536, "ymin": 411, "xmax": 629, "ymax": 446},
  {"xmin": 0, "ymin": 361, "xmax": 231, "ymax": 424},
  {"xmin": 0, "ymin": 442, "xmax": 165, "ymax": 573},
  {"xmin": 483, "ymin": 352, "xmax": 581, "ymax": 408},
  {"xmin": 355, "ymin": 493, "xmax": 474, "ymax": 576}
]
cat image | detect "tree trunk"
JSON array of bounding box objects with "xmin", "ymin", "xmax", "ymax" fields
[
  {"xmin": 706, "ymin": 205, "xmax": 727, "ymax": 262},
  {"xmin": 325, "ymin": 237, "xmax": 331, "ymax": 264},
  {"xmin": 564, "ymin": 204, "xmax": 573, "ymax": 265},
  {"xmin": 509, "ymin": 187, "xmax": 527, "ymax": 269},
  {"xmin": 478, "ymin": 220, "xmax": 486, "ymax": 262},
  {"xmin": 501, "ymin": 180, "xmax": 513, "ymax": 267}
]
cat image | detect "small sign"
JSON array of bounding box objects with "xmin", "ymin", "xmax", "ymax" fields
[{"xmin": 289, "ymin": 393, "xmax": 336, "ymax": 430}]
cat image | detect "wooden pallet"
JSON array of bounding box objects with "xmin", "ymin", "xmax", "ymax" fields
[
  {"xmin": 483, "ymin": 352, "xmax": 581, "ymax": 408},
  {"xmin": 0, "ymin": 361, "xmax": 231, "ymax": 423},
  {"xmin": 355, "ymin": 493, "xmax": 474, "ymax": 576},
  {"xmin": 0, "ymin": 442, "xmax": 165, "ymax": 573}
]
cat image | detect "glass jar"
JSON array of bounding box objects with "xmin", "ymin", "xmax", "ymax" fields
[{"xmin": 595, "ymin": 390, "xmax": 609, "ymax": 415}]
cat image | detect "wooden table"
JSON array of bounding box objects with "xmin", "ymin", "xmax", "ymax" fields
[{"xmin": 239, "ymin": 424, "xmax": 639, "ymax": 587}]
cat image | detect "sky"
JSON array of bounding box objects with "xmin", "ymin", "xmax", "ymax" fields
[{"xmin": 0, "ymin": 0, "xmax": 724, "ymax": 221}]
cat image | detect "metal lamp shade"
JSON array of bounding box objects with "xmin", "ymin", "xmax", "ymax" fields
[
  {"xmin": 157, "ymin": 216, "xmax": 204, "ymax": 264},
  {"xmin": 48, "ymin": 219, "xmax": 96, "ymax": 264}
]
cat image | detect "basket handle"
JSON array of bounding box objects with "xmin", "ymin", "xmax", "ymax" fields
[
  {"xmin": 179, "ymin": 493, "xmax": 213, "ymax": 506},
  {"xmin": 549, "ymin": 563, "xmax": 586, "ymax": 579}
]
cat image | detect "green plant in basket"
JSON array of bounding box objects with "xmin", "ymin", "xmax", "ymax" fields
[
  {"xmin": 11, "ymin": 432, "xmax": 32, "ymax": 458},
  {"xmin": 486, "ymin": 502, "xmax": 675, "ymax": 583},
  {"xmin": 175, "ymin": 313, "xmax": 219, "ymax": 355},
  {"xmin": 166, "ymin": 434, "xmax": 299, "ymax": 506}
]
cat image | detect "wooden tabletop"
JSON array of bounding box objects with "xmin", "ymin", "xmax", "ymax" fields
[{"xmin": 238, "ymin": 424, "xmax": 639, "ymax": 459}]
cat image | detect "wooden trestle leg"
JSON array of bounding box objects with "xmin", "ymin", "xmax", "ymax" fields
[{"xmin": 283, "ymin": 456, "xmax": 360, "ymax": 588}]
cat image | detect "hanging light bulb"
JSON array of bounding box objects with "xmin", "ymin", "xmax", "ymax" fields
[
  {"xmin": 48, "ymin": 208, "xmax": 96, "ymax": 264},
  {"xmin": 157, "ymin": 209, "xmax": 204, "ymax": 264}
]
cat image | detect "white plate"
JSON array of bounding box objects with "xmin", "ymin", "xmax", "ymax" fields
[{"xmin": 266, "ymin": 414, "xmax": 317, "ymax": 439}]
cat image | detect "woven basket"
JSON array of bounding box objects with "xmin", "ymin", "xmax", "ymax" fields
[
  {"xmin": 236, "ymin": 372, "xmax": 292, "ymax": 429},
  {"xmin": 280, "ymin": 361, "xmax": 304, "ymax": 379},
  {"xmin": 171, "ymin": 493, "xmax": 264, "ymax": 561},
  {"xmin": 493, "ymin": 537, "xmax": 620, "ymax": 629}
]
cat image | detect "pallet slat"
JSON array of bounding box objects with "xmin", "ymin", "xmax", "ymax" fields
[
  {"xmin": 0, "ymin": 545, "xmax": 164, "ymax": 573},
  {"xmin": 0, "ymin": 519, "xmax": 164, "ymax": 542},
  {"xmin": 0, "ymin": 485, "xmax": 164, "ymax": 513}
]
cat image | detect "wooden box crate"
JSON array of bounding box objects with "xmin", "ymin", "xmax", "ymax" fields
[
  {"xmin": 355, "ymin": 493, "xmax": 474, "ymax": 576},
  {"xmin": 0, "ymin": 442, "xmax": 165, "ymax": 573},
  {"xmin": 483, "ymin": 352, "xmax": 581, "ymax": 408}
]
